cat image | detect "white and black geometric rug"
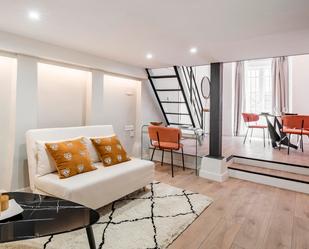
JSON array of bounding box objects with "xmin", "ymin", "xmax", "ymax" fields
[{"xmin": 1, "ymin": 182, "xmax": 212, "ymax": 249}]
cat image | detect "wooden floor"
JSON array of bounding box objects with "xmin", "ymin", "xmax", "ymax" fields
[
  {"xmin": 154, "ymin": 163, "xmax": 309, "ymax": 249},
  {"xmin": 181, "ymin": 135, "xmax": 309, "ymax": 167}
]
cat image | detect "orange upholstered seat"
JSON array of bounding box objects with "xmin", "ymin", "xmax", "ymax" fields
[{"xmin": 282, "ymin": 128, "xmax": 303, "ymax": 135}]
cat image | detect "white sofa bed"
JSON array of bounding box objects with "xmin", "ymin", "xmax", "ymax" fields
[{"xmin": 26, "ymin": 125, "xmax": 154, "ymax": 209}]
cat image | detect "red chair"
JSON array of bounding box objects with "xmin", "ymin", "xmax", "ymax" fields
[
  {"xmin": 281, "ymin": 115, "xmax": 309, "ymax": 154},
  {"xmin": 242, "ymin": 113, "xmax": 268, "ymax": 147},
  {"xmin": 148, "ymin": 126, "xmax": 184, "ymax": 177}
]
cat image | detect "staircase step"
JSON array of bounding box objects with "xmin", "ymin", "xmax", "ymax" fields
[
  {"xmin": 149, "ymin": 75, "xmax": 177, "ymax": 79},
  {"xmin": 161, "ymin": 101, "xmax": 186, "ymax": 104},
  {"xmin": 165, "ymin": 112, "xmax": 190, "ymax": 116},
  {"xmin": 228, "ymin": 163, "xmax": 309, "ymax": 194},
  {"xmin": 232, "ymin": 156, "xmax": 309, "ymax": 175},
  {"xmin": 169, "ymin": 122, "xmax": 193, "ymax": 126},
  {"xmin": 229, "ymin": 163, "xmax": 309, "ymax": 183},
  {"xmin": 155, "ymin": 89, "xmax": 181, "ymax": 91}
]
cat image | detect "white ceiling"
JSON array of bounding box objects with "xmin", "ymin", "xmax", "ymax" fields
[{"xmin": 1, "ymin": 0, "xmax": 309, "ymax": 68}]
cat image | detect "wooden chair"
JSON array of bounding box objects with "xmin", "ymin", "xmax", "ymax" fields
[{"xmin": 148, "ymin": 126, "xmax": 184, "ymax": 177}]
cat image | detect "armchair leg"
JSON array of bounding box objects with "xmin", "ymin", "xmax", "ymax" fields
[
  {"xmin": 161, "ymin": 150, "xmax": 164, "ymax": 166},
  {"xmin": 288, "ymin": 133, "xmax": 291, "ymax": 155},
  {"xmin": 301, "ymin": 135, "xmax": 304, "ymax": 152},
  {"xmin": 263, "ymin": 128, "xmax": 266, "ymax": 147},
  {"xmin": 243, "ymin": 128, "xmax": 249, "ymax": 144},
  {"xmin": 181, "ymin": 147, "xmax": 185, "ymax": 171},
  {"xmin": 250, "ymin": 128, "xmax": 254, "ymax": 143},
  {"xmin": 150, "ymin": 147, "xmax": 156, "ymax": 161},
  {"xmin": 171, "ymin": 150, "xmax": 174, "ymax": 177}
]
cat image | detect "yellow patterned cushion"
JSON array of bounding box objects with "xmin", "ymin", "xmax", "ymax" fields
[
  {"xmin": 45, "ymin": 138, "xmax": 96, "ymax": 179},
  {"xmin": 91, "ymin": 136, "xmax": 130, "ymax": 166}
]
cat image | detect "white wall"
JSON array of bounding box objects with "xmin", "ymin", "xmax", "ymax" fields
[
  {"xmin": 37, "ymin": 63, "xmax": 90, "ymax": 128},
  {"xmin": 290, "ymin": 54, "xmax": 309, "ymax": 114},
  {"xmin": 0, "ymin": 56, "xmax": 16, "ymax": 191},
  {"xmin": 102, "ymin": 75, "xmax": 140, "ymax": 155},
  {"xmin": 140, "ymin": 80, "xmax": 165, "ymax": 125}
]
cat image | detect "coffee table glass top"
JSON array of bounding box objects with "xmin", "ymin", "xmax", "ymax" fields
[{"xmin": 0, "ymin": 192, "xmax": 99, "ymax": 243}]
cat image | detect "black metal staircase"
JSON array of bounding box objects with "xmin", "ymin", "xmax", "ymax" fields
[{"xmin": 146, "ymin": 66, "xmax": 204, "ymax": 129}]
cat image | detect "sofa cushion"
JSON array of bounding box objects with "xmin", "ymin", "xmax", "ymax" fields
[
  {"xmin": 36, "ymin": 137, "xmax": 100, "ymax": 176},
  {"xmin": 37, "ymin": 140, "xmax": 58, "ymax": 176},
  {"xmin": 34, "ymin": 158, "xmax": 154, "ymax": 209},
  {"xmin": 91, "ymin": 136, "xmax": 130, "ymax": 166},
  {"xmin": 45, "ymin": 138, "xmax": 96, "ymax": 178}
]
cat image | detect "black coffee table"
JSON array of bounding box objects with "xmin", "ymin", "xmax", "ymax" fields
[{"xmin": 0, "ymin": 192, "xmax": 100, "ymax": 249}]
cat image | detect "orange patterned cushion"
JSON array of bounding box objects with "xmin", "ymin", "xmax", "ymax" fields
[
  {"xmin": 91, "ymin": 136, "xmax": 130, "ymax": 166},
  {"xmin": 45, "ymin": 138, "xmax": 96, "ymax": 178}
]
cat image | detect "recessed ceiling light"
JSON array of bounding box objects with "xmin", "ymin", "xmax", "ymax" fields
[
  {"xmin": 190, "ymin": 47, "xmax": 197, "ymax": 54},
  {"xmin": 28, "ymin": 10, "xmax": 40, "ymax": 21},
  {"xmin": 146, "ymin": 53, "xmax": 153, "ymax": 59}
]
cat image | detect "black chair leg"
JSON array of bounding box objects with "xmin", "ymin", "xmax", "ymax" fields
[
  {"xmin": 150, "ymin": 147, "xmax": 156, "ymax": 161},
  {"xmin": 161, "ymin": 150, "xmax": 164, "ymax": 165},
  {"xmin": 171, "ymin": 150, "xmax": 174, "ymax": 177},
  {"xmin": 301, "ymin": 135, "xmax": 304, "ymax": 152},
  {"xmin": 288, "ymin": 134, "xmax": 291, "ymax": 155},
  {"xmin": 181, "ymin": 147, "xmax": 185, "ymax": 171}
]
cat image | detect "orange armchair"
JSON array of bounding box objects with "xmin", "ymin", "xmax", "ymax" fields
[
  {"xmin": 281, "ymin": 115, "xmax": 309, "ymax": 154},
  {"xmin": 148, "ymin": 126, "xmax": 184, "ymax": 177},
  {"xmin": 242, "ymin": 113, "xmax": 268, "ymax": 147}
]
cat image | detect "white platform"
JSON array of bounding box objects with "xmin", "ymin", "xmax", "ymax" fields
[{"xmin": 199, "ymin": 156, "xmax": 228, "ymax": 182}]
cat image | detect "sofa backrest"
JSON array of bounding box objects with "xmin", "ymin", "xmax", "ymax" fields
[{"xmin": 26, "ymin": 125, "xmax": 114, "ymax": 191}]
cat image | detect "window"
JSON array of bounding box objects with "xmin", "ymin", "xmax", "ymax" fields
[
  {"xmin": 238, "ymin": 59, "xmax": 272, "ymax": 136},
  {"xmin": 244, "ymin": 59, "xmax": 272, "ymax": 114}
]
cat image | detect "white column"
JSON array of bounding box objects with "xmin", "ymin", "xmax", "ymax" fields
[
  {"xmin": 85, "ymin": 70, "xmax": 105, "ymax": 125},
  {"xmin": 0, "ymin": 56, "xmax": 16, "ymax": 191},
  {"xmin": 132, "ymin": 80, "xmax": 142, "ymax": 157},
  {"xmin": 10, "ymin": 55, "xmax": 38, "ymax": 190}
]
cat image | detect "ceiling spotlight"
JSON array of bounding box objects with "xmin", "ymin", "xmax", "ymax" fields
[
  {"xmin": 146, "ymin": 53, "xmax": 153, "ymax": 59},
  {"xmin": 190, "ymin": 47, "xmax": 197, "ymax": 54},
  {"xmin": 28, "ymin": 10, "xmax": 40, "ymax": 21}
]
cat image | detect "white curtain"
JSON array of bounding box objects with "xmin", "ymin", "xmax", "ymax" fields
[
  {"xmin": 272, "ymin": 56, "xmax": 289, "ymax": 113},
  {"xmin": 233, "ymin": 61, "xmax": 245, "ymax": 136}
]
